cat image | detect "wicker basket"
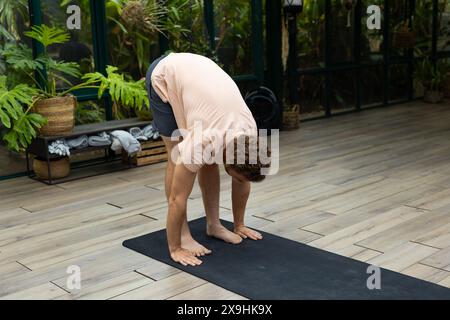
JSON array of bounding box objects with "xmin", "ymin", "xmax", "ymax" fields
[
  {"xmin": 33, "ymin": 95, "xmax": 76, "ymax": 136},
  {"xmin": 33, "ymin": 157, "xmax": 70, "ymax": 180},
  {"xmin": 283, "ymin": 105, "xmax": 300, "ymax": 131},
  {"xmin": 393, "ymin": 26, "xmax": 416, "ymax": 49}
]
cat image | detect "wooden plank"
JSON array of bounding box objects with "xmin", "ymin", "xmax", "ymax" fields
[
  {"xmin": 15, "ymin": 216, "xmax": 162, "ymax": 270},
  {"xmin": 67, "ymin": 272, "xmax": 154, "ymax": 300},
  {"xmin": 136, "ymin": 153, "xmax": 168, "ymax": 166},
  {"xmin": 421, "ymin": 246, "xmax": 450, "ymax": 271},
  {"xmin": 350, "ymin": 249, "xmax": 382, "ymax": 262},
  {"xmin": 356, "ymin": 205, "xmax": 450, "ymax": 252},
  {"xmin": 367, "ymin": 242, "xmax": 439, "ymax": 272},
  {"xmin": 0, "ymin": 261, "xmax": 31, "ymax": 281},
  {"xmin": 302, "ymin": 182, "xmax": 441, "ymax": 236},
  {"xmin": 0, "ymin": 282, "xmax": 69, "ymax": 300},
  {"xmin": 111, "ymin": 272, "xmax": 206, "ymax": 300},
  {"xmin": 168, "ymin": 283, "xmax": 243, "ymax": 300},
  {"xmin": 439, "ymin": 275, "xmax": 450, "ymax": 288},
  {"xmin": 138, "ymin": 147, "xmax": 167, "ymax": 157},
  {"xmin": 135, "ymin": 259, "xmax": 182, "ymax": 281},
  {"xmin": 401, "ymin": 263, "xmax": 450, "ymax": 284},
  {"xmin": 413, "ymin": 222, "xmax": 450, "ymax": 249},
  {"xmin": 307, "ymin": 206, "xmax": 425, "ymax": 256}
]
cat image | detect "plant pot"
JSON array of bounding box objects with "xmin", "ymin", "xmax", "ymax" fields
[
  {"xmin": 33, "ymin": 95, "xmax": 76, "ymax": 136},
  {"xmin": 423, "ymin": 90, "xmax": 444, "ymax": 104},
  {"xmin": 33, "ymin": 156, "xmax": 70, "ymax": 180},
  {"xmin": 393, "ymin": 31, "xmax": 416, "ymax": 49},
  {"xmin": 283, "ymin": 105, "xmax": 300, "ymax": 131}
]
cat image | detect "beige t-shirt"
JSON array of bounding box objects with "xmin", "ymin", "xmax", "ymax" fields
[{"xmin": 151, "ymin": 52, "xmax": 257, "ymax": 172}]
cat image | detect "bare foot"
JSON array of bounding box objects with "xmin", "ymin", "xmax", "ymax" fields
[
  {"xmin": 181, "ymin": 235, "xmax": 212, "ymax": 257},
  {"xmin": 207, "ymin": 223, "xmax": 243, "ymax": 244}
]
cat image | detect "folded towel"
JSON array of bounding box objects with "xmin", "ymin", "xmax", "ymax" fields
[
  {"xmin": 48, "ymin": 139, "xmax": 71, "ymax": 156},
  {"xmin": 142, "ymin": 124, "xmax": 156, "ymax": 139},
  {"xmin": 129, "ymin": 127, "xmax": 148, "ymax": 141},
  {"xmin": 67, "ymin": 135, "xmax": 89, "ymax": 150},
  {"xmin": 88, "ymin": 132, "xmax": 112, "ymax": 147},
  {"xmin": 110, "ymin": 130, "xmax": 141, "ymax": 157}
]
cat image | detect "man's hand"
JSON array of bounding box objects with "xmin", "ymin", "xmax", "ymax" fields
[
  {"xmin": 170, "ymin": 247, "xmax": 203, "ymax": 266},
  {"xmin": 234, "ymin": 225, "xmax": 263, "ymax": 241}
]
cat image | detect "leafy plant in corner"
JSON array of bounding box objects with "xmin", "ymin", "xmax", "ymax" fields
[{"xmin": 0, "ymin": 76, "xmax": 47, "ymax": 152}]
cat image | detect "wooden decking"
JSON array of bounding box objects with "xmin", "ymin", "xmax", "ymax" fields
[{"xmin": 1, "ymin": 101, "xmax": 450, "ymax": 299}]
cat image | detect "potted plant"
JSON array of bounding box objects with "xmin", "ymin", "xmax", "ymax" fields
[
  {"xmin": 282, "ymin": 104, "xmax": 300, "ymax": 131},
  {"xmin": 393, "ymin": 22, "xmax": 416, "ymax": 49},
  {"xmin": 415, "ymin": 59, "xmax": 449, "ymax": 104},
  {"xmin": 0, "ymin": 76, "xmax": 47, "ymax": 152},
  {"xmin": 1, "ymin": 24, "xmax": 150, "ymax": 179},
  {"xmin": 2, "ymin": 25, "xmax": 81, "ymax": 136}
]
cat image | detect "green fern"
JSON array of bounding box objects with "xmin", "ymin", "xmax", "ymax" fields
[
  {"xmin": 24, "ymin": 25, "xmax": 70, "ymax": 50},
  {"xmin": 80, "ymin": 65, "xmax": 149, "ymax": 110}
]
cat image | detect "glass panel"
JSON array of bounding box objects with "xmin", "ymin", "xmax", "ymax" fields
[
  {"xmin": 75, "ymin": 98, "xmax": 107, "ymax": 125},
  {"xmin": 0, "ymin": 1, "xmax": 30, "ymax": 177},
  {"xmin": 298, "ymin": 74, "xmax": 326, "ymax": 119},
  {"xmin": 330, "ymin": 70, "xmax": 357, "ymax": 113},
  {"xmin": 214, "ymin": 0, "xmax": 253, "ymax": 75},
  {"xmin": 41, "ymin": 0, "xmax": 95, "ymax": 87},
  {"xmin": 438, "ymin": 0, "xmax": 450, "ymax": 52},
  {"xmin": 389, "ymin": 0, "xmax": 408, "ymax": 58},
  {"xmin": 297, "ymin": 0, "xmax": 325, "ymax": 69},
  {"xmin": 389, "ymin": 64, "xmax": 409, "ymax": 101},
  {"xmin": 106, "ymin": 0, "xmax": 162, "ymax": 79},
  {"xmin": 361, "ymin": 0, "xmax": 384, "ymax": 63},
  {"xmin": 329, "ymin": 0, "xmax": 356, "ymax": 64},
  {"xmin": 413, "ymin": 0, "xmax": 433, "ymax": 58},
  {"xmin": 361, "ymin": 65, "xmax": 383, "ymax": 108},
  {"xmin": 164, "ymin": 0, "xmax": 208, "ymax": 55}
]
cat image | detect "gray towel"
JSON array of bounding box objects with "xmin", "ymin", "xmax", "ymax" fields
[
  {"xmin": 129, "ymin": 127, "xmax": 148, "ymax": 141},
  {"xmin": 110, "ymin": 130, "xmax": 141, "ymax": 157},
  {"xmin": 88, "ymin": 132, "xmax": 112, "ymax": 147},
  {"xmin": 67, "ymin": 135, "xmax": 89, "ymax": 149}
]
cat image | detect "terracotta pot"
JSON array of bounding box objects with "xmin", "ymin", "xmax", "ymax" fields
[
  {"xmin": 33, "ymin": 95, "xmax": 76, "ymax": 136},
  {"xmin": 33, "ymin": 157, "xmax": 70, "ymax": 180}
]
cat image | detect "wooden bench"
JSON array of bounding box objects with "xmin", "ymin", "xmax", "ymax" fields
[{"xmin": 26, "ymin": 118, "xmax": 165, "ymax": 185}]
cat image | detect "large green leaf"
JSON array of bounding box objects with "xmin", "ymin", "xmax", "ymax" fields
[
  {"xmin": 1, "ymin": 43, "xmax": 41, "ymax": 72},
  {"xmin": 24, "ymin": 25, "xmax": 70, "ymax": 49}
]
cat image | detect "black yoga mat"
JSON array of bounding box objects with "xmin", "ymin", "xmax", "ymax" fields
[{"xmin": 123, "ymin": 218, "xmax": 450, "ymax": 300}]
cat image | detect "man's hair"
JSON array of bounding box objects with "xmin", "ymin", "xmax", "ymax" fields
[{"xmin": 224, "ymin": 135, "xmax": 271, "ymax": 182}]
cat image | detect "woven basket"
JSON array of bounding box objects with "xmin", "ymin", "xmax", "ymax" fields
[
  {"xmin": 33, "ymin": 157, "xmax": 70, "ymax": 180},
  {"xmin": 33, "ymin": 95, "xmax": 76, "ymax": 136},
  {"xmin": 393, "ymin": 30, "xmax": 416, "ymax": 49},
  {"xmin": 283, "ymin": 105, "xmax": 300, "ymax": 131}
]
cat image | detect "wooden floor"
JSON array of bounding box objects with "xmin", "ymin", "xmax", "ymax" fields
[{"xmin": 1, "ymin": 101, "xmax": 450, "ymax": 299}]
